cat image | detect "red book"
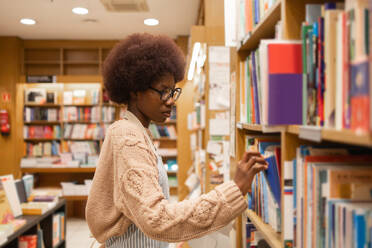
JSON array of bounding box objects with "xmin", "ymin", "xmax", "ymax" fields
[
  {"xmin": 43, "ymin": 126, "xmax": 53, "ymax": 139},
  {"xmin": 19, "ymin": 235, "xmax": 37, "ymax": 248},
  {"xmin": 350, "ymin": 60, "xmax": 370, "ymax": 133}
]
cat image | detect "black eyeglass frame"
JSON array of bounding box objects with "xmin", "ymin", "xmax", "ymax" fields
[{"xmin": 148, "ymin": 86, "xmax": 182, "ymax": 102}]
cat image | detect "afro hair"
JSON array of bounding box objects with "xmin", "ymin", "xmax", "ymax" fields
[{"xmin": 103, "ymin": 33, "xmax": 186, "ymax": 104}]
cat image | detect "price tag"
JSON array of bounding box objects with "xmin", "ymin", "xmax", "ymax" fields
[{"xmin": 299, "ymin": 125, "xmax": 322, "ymax": 142}]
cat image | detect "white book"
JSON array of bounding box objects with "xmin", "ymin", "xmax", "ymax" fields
[
  {"xmin": 63, "ymin": 91, "xmax": 73, "ymax": 105},
  {"xmin": 335, "ymin": 12, "xmax": 344, "ymax": 130},
  {"xmin": 324, "ymin": 10, "xmax": 342, "ymax": 128},
  {"xmin": 283, "ymin": 161, "xmax": 294, "ymax": 245},
  {"xmin": 0, "ymin": 175, "xmax": 22, "ymax": 217}
]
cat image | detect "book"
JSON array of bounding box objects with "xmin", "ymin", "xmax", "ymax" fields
[
  {"xmin": 19, "ymin": 234, "xmax": 37, "ymax": 248},
  {"xmin": 22, "ymin": 175, "xmax": 34, "ymax": 199},
  {"xmin": 0, "ymin": 181, "xmax": 14, "ymax": 224},
  {"xmin": 324, "ymin": 10, "xmax": 342, "ymax": 128},
  {"xmin": 350, "ymin": 59, "xmax": 370, "ymax": 133},
  {"xmin": 267, "ymin": 42, "xmax": 303, "ymax": 125},
  {"xmin": 25, "ymin": 88, "xmax": 46, "ymax": 104},
  {"xmin": 0, "ymin": 175, "xmax": 22, "ymax": 217},
  {"xmin": 15, "ymin": 179, "xmax": 27, "ymax": 203},
  {"xmin": 21, "ymin": 201, "xmax": 56, "ymax": 215}
]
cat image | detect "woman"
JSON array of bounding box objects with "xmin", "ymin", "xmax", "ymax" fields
[{"xmin": 86, "ymin": 33, "xmax": 268, "ymax": 248}]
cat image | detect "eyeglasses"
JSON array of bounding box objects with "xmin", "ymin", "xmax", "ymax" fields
[{"xmin": 148, "ymin": 87, "xmax": 182, "ymax": 102}]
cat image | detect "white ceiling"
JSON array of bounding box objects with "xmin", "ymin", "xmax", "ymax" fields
[{"xmin": 0, "ymin": 0, "xmax": 200, "ymax": 40}]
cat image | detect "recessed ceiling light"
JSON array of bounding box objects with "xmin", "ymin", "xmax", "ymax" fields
[
  {"xmin": 20, "ymin": 18, "xmax": 36, "ymax": 25},
  {"xmin": 144, "ymin": 18, "xmax": 159, "ymax": 26},
  {"xmin": 72, "ymin": 7, "xmax": 89, "ymax": 15}
]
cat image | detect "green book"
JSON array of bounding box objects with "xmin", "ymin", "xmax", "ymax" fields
[{"xmin": 301, "ymin": 24, "xmax": 313, "ymax": 125}]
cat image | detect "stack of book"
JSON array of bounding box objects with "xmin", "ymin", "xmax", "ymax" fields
[
  {"xmin": 63, "ymin": 124, "xmax": 103, "ymax": 140},
  {"xmin": 63, "ymin": 106, "xmax": 100, "ymax": 122},
  {"xmin": 246, "ymin": 135, "xmax": 282, "ymax": 232},
  {"xmin": 24, "ymin": 107, "xmax": 59, "ymax": 122},
  {"xmin": 237, "ymin": 0, "xmax": 279, "ymax": 42},
  {"xmin": 24, "ymin": 141, "xmax": 60, "ymax": 157},
  {"xmin": 282, "ymin": 146, "xmax": 372, "ymax": 248},
  {"xmin": 24, "ymin": 125, "xmax": 61, "ymax": 139},
  {"xmin": 149, "ymin": 124, "xmax": 177, "ymax": 139}
]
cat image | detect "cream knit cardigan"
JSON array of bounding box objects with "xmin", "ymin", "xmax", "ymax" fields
[{"xmin": 86, "ymin": 111, "xmax": 247, "ymax": 245}]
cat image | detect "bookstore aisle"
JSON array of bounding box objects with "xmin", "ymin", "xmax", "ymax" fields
[{"xmin": 1, "ymin": 0, "xmax": 372, "ymax": 248}]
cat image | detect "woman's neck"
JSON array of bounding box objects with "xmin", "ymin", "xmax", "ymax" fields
[{"xmin": 127, "ymin": 104, "xmax": 150, "ymax": 128}]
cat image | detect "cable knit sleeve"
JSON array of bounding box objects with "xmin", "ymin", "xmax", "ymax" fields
[{"xmin": 111, "ymin": 125, "xmax": 247, "ymax": 242}]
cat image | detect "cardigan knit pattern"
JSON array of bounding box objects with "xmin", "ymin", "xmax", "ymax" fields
[{"xmin": 85, "ymin": 110, "xmax": 247, "ymax": 245}]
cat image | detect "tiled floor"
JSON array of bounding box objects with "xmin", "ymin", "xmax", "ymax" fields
[{"xmin": 66, "ymin": 218, "xmax": 100, "ymax": 248}]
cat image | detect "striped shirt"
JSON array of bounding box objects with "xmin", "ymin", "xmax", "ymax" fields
[{"xmin": 105, "ymin": 132, "xmax": 170, "ymax": 248}]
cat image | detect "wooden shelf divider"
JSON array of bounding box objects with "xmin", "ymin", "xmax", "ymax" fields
[{"xmin": 246, "ymin": 210, "xmax": 281, "ymax": 248}]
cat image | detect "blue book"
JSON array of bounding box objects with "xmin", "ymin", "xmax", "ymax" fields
[
  {"xmin": 261, "ymin": 172, "xmax": 269, "ymax": 223},
  {"xmin": 264, "ymin": 155, "xmax": 281, "ymax": 206},
  {"xmin": 355, "ymin": 212, "xmax": 366, "ymax": 248},
  {"xmin": 254, "ymin": 0, "xmax": 260, "ymax": 25}
]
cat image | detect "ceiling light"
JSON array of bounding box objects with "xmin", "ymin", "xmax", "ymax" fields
[
  {"xmin": 72, "ymin": 7, "xmax": 89, "ymax": 15},
  {"xmin": 144, "ymin": 18, "xmax": 159, "ymax": 26},
  {"xmin": 20, "ymin": 18, "xmax": 36, "ymax": 25}
]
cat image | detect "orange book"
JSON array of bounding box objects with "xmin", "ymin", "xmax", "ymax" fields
[{"xmin": 245, "ymin": 0, "xmax": 253, "ymax": 33}]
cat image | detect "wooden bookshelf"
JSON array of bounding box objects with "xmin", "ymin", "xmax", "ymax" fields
[
  {"xmin": 62, "ymin": 195, "xmax": 88, "ymax": 201},
  {"xmin": 21, "ymin": 167, "xmax": 96, "ymax": 173},
  {"xmin": 237, "ymin": 122, "xmax": 263, "ymax": 132},
  {"xmin": 154, "ymin": 138, "xmax": 177, "ymax": 141},
  {"xmin": 167, "ymin": 171, "xmax": 178, "ymax": 176},
  {"xmin": 245, "ymin": 210, "xmax": 281, "ymax": 248},
  {"xmin": 237, "ymin": 0, "xmax": 282, "ymax": 53},
  {"xmin": 24, "ymin": 121, "xmax": 61, "ymax": 125},
  {"xmin": 24, "ymin": 138, "xmax": 61, "ymax": 142},
  {"xmin": 287, "ymin": 125, "xmax": 372, "ymax": 148},
  {"xmin": 229, "ymin": 0, "xmax": 372, "ymax": 247},
  {"xmin": 0, "ymin": 199, "xmax": 66, "ymax": 248},
  {"xmin": 24, "ymin": 104, "xmax": 61, "ymax": 107}
]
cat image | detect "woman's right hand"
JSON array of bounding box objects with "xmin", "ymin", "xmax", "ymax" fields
[{"xmin": 233, "ymin": 151, "xmax": 268, "ymax": 196}]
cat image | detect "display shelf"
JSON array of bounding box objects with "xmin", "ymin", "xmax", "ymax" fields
[
  {"xmin": 21, "ymin": 167, "xmax": 96, "ymax": 173},
  {"xmin": 63, "ymin": 61, "xmax": 99, "ymax": 65},
  {"xmin": 245, "ymin": 210, "xmax": 281, "ymax": 248},
  {"xmin": 24, "ymin": 138, "xmax": 61, "ymax": 142},
  {"xmin": 24, "ymin": 121, "xmax": 61, "ymax": 125},
  {"xmin": 0, "ymin": 199, "xmax": 66, "ymax": 248},
  {"xmin": 63, "ymin": 121, "xmax": 100, "ymax": 124},
  {"xmin": 62, "ymin": 195, "xmax": 88, "ymax": 201},
  {"xmin": 161, "ymin": 155, "xmax": 178, "ymax": 158},
  {"xmin": 24, "ymin": 60, "xmax": 60, "ymax": 65},
  {"xmin": 287, "ymin": 125, "xmax": 372, "ymax": 148},
  {"xmin": 237, "ymin": 0, "xmax": 282, "ymax": 53},
  {"xmin": 63, "ymin": 138, "xmax": 101, "ymax": 141},
  {"xmin": 24, "ymin": 104, "xmax": 61, "ymax": 107},
  {"xmin": 62, "ymin": 104, "xmax": 97, "ymax": 107},
  {"xmin": 237, "ymin": 122, "xmax": 263, "ymax": 132},
  {"xmin": 153, "ymin": 138, "xmax": 177, "ymax": 141},
  {"xmin": 167, "ymin": 171, "xmax": 177, "ymax": 176}
]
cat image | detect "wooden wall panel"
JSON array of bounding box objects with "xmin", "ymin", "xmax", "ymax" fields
[
  {"xmin": 204, "ymin": 0, "xmax": 225, "ymax": 27},
  {"xmin": 176, "ymin": 80, "xmax": 195, "ymax": 201},
  {"xmin": 0, "ymin": 37, "xmax": 22, "ymax": 177}
]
